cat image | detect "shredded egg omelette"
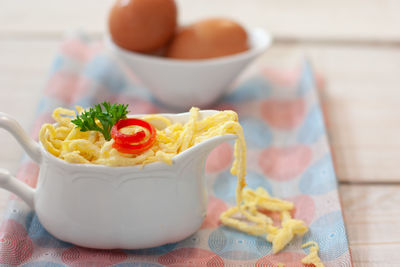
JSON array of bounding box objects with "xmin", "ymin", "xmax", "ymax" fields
[{"xmin": 39, "ymin": 106, "xmax": 323, "ymax": 266}]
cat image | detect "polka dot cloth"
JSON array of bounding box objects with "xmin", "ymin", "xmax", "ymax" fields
[{"xmin": 0, "ymin": 37, "xmax": 351, "ymax": 266}]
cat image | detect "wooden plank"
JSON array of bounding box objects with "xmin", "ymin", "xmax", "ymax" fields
[
  {"xmin": 0, "ymin": 0, "xmax": 399, "ymax": 42},
  {"xmin": 312, "ymin": 46, "xmax": 400, "ymax": 183},
  {"xmin": 0, "ymin": 40, "xmax": 45, "ymax": 215},
  {"xmin": 350, "ymin": 245, "xmax": 400, "ymax": 267},
  {"xmin": 0, "ymin": 40, "xmax": 59, "ymax": 174},
  {"xmin": 340, "ymin": 184, "xmax": 400, "ymax": 266}
]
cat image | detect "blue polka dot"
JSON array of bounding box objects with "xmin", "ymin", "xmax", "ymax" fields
[
  {"xmin": 34, "ymin": 96, "xmax": 68, "ymax": 115},
  {"xmin": 125, "ymin": 242, "xmax": 177, "ymax": 255},
  {"xmin": 115, "ymin": 263, "xmax": 164, "ymax": 267},
  {"xmin": 298, "ymin": 105, "xmax": 325, "ymax": 144},
  {"xmin": 299, "ymin": 155, "xmax": 337, "ymax": 195},
  {"xmin": 27, "ymin": 214, "xmax": 73, "ymax": 248},
  {"xmin": 24, "ymin": 211, "xmax": 35, "ymax": 229},
  {"xmin": 22, "ymin": 262, "xmax": 65, "ymax": 267},
  {"xmin": 83, "ymin": 55, "xmax": 127, "ymax": 94},
  {"xmin": 177, "ymin": 232, "xmax": 203, "ymax": 247},
  {"xmin": 302, "ymin": 211, "xmax": 348, "ymax": 261},
  {"xmin": 48, "ymin": 55, "xmax": 65, "ymax": 75},
  {"xmin": 78, "ymin": 94, "xmax": 120, "ymax": 108},
  {"xmin": 6, "ymin": 208, "xmax": 29, "ymax": 228},
  {"xmin": 296, "ymin": 62, "xmax": 315, "ymax": 96},
  {"xmin": 239, "ymin": 117, "xmax": 272, "ymax": 148},
  {"xmin": 209, "ymin": 226, "xmax": 271, "ymax": 260},
  {"xmin": 223, "ymin": 76, "xmax": 271, "ymax": 102},
  {"xmin": 213, "ymin": 170, "xmax": 273, "ymax": 204},
  {"xmin": 35, "ymin": 97, "xmax": 50, "ymax": 115},
  {"xmin": 74, "ymin": 97, "xmax": 94, "ymax": 108}
]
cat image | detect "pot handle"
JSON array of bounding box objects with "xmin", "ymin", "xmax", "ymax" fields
[
  {"xmin": 0, "ymin": 112, "xmax": 41, "ymax": 208},
  {"xmin": 0, "ymin": 169, "xmax": 35, "ymax": 208}
]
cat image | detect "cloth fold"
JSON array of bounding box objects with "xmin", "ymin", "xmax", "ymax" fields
[{"xmin": 0, "ymin": 37, "xmax": 351, "ymax": 266}]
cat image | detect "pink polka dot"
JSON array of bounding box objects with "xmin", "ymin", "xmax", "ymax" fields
[
  {"xmin": 110, "ymin": 96, "xmax": 160, "ymax": 115},
  {"xmin": 60, "ymin": 38, "xmax": 102, "ymax": 62},
  {"xmin": 205, "ymin": 143, "xmax": 233, "ymax": 173},
  {"xmin": 200, "ymin": 196, "xmax": 228, "ymax": 229},
  {"xmin": 314, "ymin": 72, "xmax": 325, "ymax": 90},
  {"xmin": 0, "ymin": 219, "xmax": 33, "ymax": 265},
  {"xmin": 260, "ymin": 99, "xmax": 306, "ymax": 130},
  {"xmin": 246, "ymin": 149, "xmax": 261, "ymax": 170},
  {"xmin": 45, "ymin": 72, "xmax": 90, "ymax": 105},
  {"xmin": 60, "ymin": 38, "xmax": 89, "ymax": 61},
  {"xmin": 9, "ymin": 162, "xmax": 39, "ymax": 201},
  {"xmin": 224, "ymin": 259, "xmax": 259, "ymax": 267},
  {"xmin": 89, "ymin": 84, "xmax": 116, "ymax": 105},
  {"xmin": 61, "ymin": 247, "xmax": 127, "ymax": 267},
  {"xmin": 258, "ymin": 146, "xmax": 312, "ymax": 181},
  {"xmin": 70, "ymin": 77, "xmax": 93, "ymax": 104},
  {"xmin": 287, "ymin": 195, "xmax": 315, "ymax": 225},
  {"xmin": 158, "ymin": 248, "xmax": 224, "ymax": 266},
  {"xmin": 259, "ymin": 210, "xmax": 283, "ymax": 227},
  {"xmin": 17, "ymin": 162, "xmax": 39, "ymax": 188},
  {"xmin": 261, "ymin": 67, "xmax": 300, "ymax": 89},
  {"xmin": 85, "ymin": 42, "xmax": 104, "ymax": 60},
  {"xmin": 255, "ymin": 252, "xmax": 306, "ymax": 267}
]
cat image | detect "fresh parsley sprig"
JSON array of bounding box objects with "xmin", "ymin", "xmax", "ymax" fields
[{"xmin": 71, "ymin": 102, "xmax": 129, "ymax": 141}]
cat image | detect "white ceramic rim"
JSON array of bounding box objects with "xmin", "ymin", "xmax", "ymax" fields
[
  {"xmin": 105, "ymin": 28, "xmax": 272, "ymax": 66},
  {"xmin": 39, "ymin": 111, "xmax": 237, "ymax": 171}
]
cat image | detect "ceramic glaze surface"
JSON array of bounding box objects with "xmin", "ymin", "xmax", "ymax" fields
[
  {"xmin": 106, "ymin": 28, "xmax": 271, "ymax": 110},
  {"xmin": 0, "ymin": 111, "xmax": 236, "ymax": 249}
]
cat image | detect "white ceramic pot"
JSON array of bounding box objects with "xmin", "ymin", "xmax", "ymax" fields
[
  {"xmin": 0, "ymin": 111, "xmax": 236, "ymax": 249},
  {"xmin": 106, "ymin": 28, "xmax": 272, "ymax": 110}
]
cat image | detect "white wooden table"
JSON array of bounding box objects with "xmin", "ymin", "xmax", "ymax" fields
[{"xmin": 1, "ymin": 1, "xmax": 400, "ymax": 266}]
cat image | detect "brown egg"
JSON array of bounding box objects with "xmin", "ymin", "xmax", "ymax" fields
[
  {"xmin": 108, "ymin": 0, "xmax": 177, "ymax": 53},
  {"xmin": 166, "ymin": 18, "xmax": 249, "ymax": 60}
]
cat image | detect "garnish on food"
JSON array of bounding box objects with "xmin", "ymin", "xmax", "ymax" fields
[
  {"xmin": 71, "ymin": 102, "xmax": 129, "ymax": 141},
  {"xmin": 111, "ymin": 118, "xmax": 156, "ymax": 154},
  {"xmin": 39, "ymin": 104, "xmax": 324, "ymax": 266}
]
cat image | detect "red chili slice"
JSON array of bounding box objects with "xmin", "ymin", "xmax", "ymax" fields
[
  {"xmin": 111, "ymin": 118, "xmax": 147, "ymax": 144},
  {"xmin": 111, "ymin": 118, "xmax": 156, "ymax": 154}
]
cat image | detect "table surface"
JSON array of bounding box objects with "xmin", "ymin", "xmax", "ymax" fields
[{"xmin": 0, "ymin": 1, "xmax": 399, "ymax": 266}]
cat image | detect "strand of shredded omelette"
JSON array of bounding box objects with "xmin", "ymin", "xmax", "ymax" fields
[
  {"xmin": 39, "ymin": 106, "xmax": 323, "ymax": 266},
  {"xmin": 39, "ymin": 107, "xmax": 246, "ymax": 177}
]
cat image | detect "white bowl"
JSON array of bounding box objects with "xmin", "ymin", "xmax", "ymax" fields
[
  {"xmin": 0, "ymin": 111, "xmax": 236, "ymax": 249},
  {"xmin": 106, "ymin": 28, "xmax": 272, "ymax": 110}
]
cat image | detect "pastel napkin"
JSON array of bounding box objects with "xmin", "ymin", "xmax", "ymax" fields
[{"xmin": 0, "ymin": 37, "xmax": 352, "ymax": 266}]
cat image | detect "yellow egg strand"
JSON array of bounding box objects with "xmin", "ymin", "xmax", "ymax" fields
[
  {"xmin": 39, "ymin": 124, "xmax": 61, "ymax": 157},
  {"xmin": 39, "ymin": 107, "xmax": 245, "ymax": 168},
  {"xmin": 39, "ymin": 105, "xmax": 323, "ymax": 266},
  {"xmin": 220, "ymin": 186, "xmax": 310, "ymax": 253},
  {"xmin": 302, "ymin": 241, "xmax": 324, "ymax": 267}
]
